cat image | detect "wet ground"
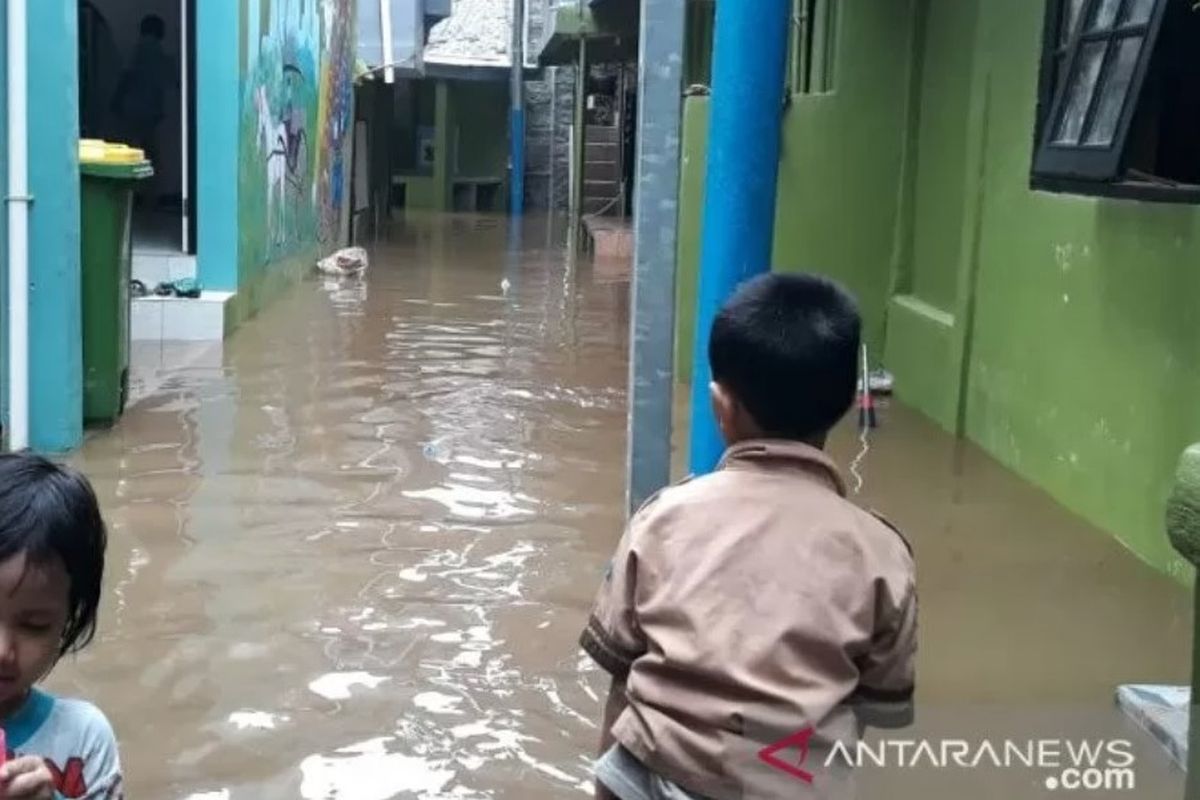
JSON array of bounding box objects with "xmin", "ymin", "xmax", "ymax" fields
[{"xmin": 55, "ymin": 213, "xmax": 1191, "ymax": 798}]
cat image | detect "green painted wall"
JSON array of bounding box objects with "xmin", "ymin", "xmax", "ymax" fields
[
  {"xmin": 401, "ymin": 78, "xmax": 509, "ymax": 211},
  {"xmin": 675, "ymin": 97, "xmax": 710, "ymax": 385},
  {"xmin": 676, "ymin": 0, "xmax": 917, "ymax": 372},
  {"xmin": 771, "ymin": 0, "xmax": 917, "ymax": 358},
  {"xmin": 684, "ymin": 1, "xmax": 715, "ymax": 87},
  {"xmin": 398, "ymin": 79, "xmax": 440, "ymax": 208},
  {"xmin": 958, "ymin": 0, "xmax": 1198, "ymax": 579},
  {"xmin": 675, "ymin": 0, "xmax": 1200, "ymax": 577},
  {"xmin": 450, "ymin": 81, "xmax": 509, "ymax": 180},
  {"xmin": 906, "ymin": 0, "xmax": 975, "ymax": 314}
]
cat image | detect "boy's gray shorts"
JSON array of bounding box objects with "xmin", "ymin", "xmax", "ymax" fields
[{"xmin": 595, "ymin": 745, "xmax": 709, "ymax": 800}]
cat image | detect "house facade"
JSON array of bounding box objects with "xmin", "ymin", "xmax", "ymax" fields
[
  {"xmin": 1, "ymin": 0, "xmax": 361, "ymax": 451},
  {"xmin": 677, "ymin": 0, "xmax": 1200, "ymax": 576}
]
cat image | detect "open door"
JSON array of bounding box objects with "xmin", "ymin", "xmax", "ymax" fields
[{"xmin": 182, "ymin": 0, "xmax": 197, "ymax": 254}]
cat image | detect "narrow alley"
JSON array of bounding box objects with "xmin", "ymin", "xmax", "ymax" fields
[
  {"xmin": 2, "ymin": 0, "xmax": 1199, "ymax": 797},
  {"xmin": 43, "ymin": 214, "xmax": 1190, "ymax": 799},
  {"xmin": 62, "ymin": 215, "xmax": 629, "ymax": 798}
]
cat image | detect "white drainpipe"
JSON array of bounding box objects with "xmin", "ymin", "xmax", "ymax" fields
[
  {"xmin": 380, "ymin": 0, "xmax": 396, "ymax": 84},
  {"xmin": 6, "ymin": 0, "xmax": 30, "ymax": 450}
]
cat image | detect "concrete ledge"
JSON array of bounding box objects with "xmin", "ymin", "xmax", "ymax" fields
[
  {"xmin": 132, "ymin": 291, "xmax": 236, "ymax": 342},
  {"xmin": 583, "ymin": 215, "xmax": 633, "ymax": 259},
  {"xmin": 884, "ymin": 294, "xmax": 959, "ymax": 431},
  {"xmin": 130, "ymin": 248, "xmax": 335, "ymax": 344},
  {"xmin": 227, "ymin": 248, "xmax": 321, "ymax": 334},
  {"xmin": 128, "ymin": 340, "xmax": 225, "ymax": 406},
  {"xmin": 1116, "ymin": 685, "xmax": 1188, "ymax": 771}
]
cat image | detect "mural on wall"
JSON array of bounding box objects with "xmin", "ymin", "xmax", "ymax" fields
[{"xmin": 241, "ymin": 0, "xmax": 355, "ymax": 269}]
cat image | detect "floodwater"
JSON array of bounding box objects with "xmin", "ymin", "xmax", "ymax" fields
[{"xmin": 52, "ymin": 213, "xmax": 1189, "ymax": 798}]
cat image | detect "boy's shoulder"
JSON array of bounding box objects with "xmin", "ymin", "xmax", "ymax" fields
[
  {"xmin": 630, "ymin": 471, "xmax": 726, "ymax": 521},
  {"xmin": 636, "ymin": 469, "xmax": 914, "ymax": 571},
  {"xmin": 865, "ymin": 508, "xmax": 915, "ymax": 558}
]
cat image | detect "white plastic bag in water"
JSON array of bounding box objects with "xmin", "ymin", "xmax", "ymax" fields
[{"xmin": 317, "ymin": 247, "xmax": 369, "ymax": 277}]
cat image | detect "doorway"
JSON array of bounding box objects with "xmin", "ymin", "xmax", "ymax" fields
[{"xmin": 79, "ymin": 0, "xmax": 197, "ymax": 269}]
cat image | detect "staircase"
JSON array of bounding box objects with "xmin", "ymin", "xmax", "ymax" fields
[{"xmin": 584, "ymin": 125, "xmax": 622, "ymax": 216}]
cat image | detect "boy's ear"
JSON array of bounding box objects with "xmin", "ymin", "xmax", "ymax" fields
[{"xmin": 709, "ymin": 381, "xmax": 736, "ymax": 440}]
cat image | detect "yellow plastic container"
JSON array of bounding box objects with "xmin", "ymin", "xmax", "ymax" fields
[{"xmin": 78, "ymin": 139, "xmax": 146, "ymax": 165}]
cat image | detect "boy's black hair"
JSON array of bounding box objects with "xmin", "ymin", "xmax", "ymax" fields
[
  {"xmin": 140, "ymin": 14, "xmax": 166, "ymax": 39},
  {"xmin": 0, "ymin": 454, "xmax": 106, "ymax": 657},
  {"xmin": 709, "ymin": 272, "xmax": 861, "ymax": 441}
]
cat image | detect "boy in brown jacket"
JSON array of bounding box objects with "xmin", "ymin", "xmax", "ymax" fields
[{"xmin": 581, "ymin": 273, "xmax": 917, "ymax": 800}]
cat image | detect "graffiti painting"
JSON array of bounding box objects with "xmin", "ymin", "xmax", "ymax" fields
[{"xmin": 241, "ymin": 0, "xmax": 355, "ymax": 268}]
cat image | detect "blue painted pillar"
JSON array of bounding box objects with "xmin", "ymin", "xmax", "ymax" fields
[
  {"xmin": 0, "ymin": 0, "xmax": 8, "ymax": 434},
  {"xmin": 197, "ymin": 0, "xmax": 240, "ymax": 292},
  {"xmin": 27, "ymin": 0, "xmax": 83, "ymax": 451},
  {"xmin": 687, "ymin": 0, "xmax": 791, "ymax": 474}
]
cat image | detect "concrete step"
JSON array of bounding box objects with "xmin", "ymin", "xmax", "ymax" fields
[
  {"xmin": 587, "ymin": 125, "xmax": 619, "ymax": 144},
  {"xmin": 1116, "ymin": 685, "xmax": 1187, "ymax": 770},
  {"xmin": 585, "ymin": 161, "xmax": 620, "ymax": 182},
  {"xmin": 584, "ymin": 197, "xmax": 622, "ymax": 215},
  {"xmin": 585, "ymin": 180, "xmax": 620, "ymax": 199},
  {"xmin": 132, "ymin": 292, "xmax": 235, "ymax": 342},
  {"xmin": 586, "ymin": 142, "xmax": 618, "ymax": 162}
]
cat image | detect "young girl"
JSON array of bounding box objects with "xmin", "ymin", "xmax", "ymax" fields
[{"xmin": 0, "ymin": 454, "xmax": 122, "ymax": 799}]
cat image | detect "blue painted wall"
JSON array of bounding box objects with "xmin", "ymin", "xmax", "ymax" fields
[
  {"xmin": 27, "ymin": 0, "xmax": 83, "ymax": 451},
  {"xmin": 197, "ymin": 0, "xmax": 240, "ymax": 292},
  {"xmin": 1, "ymin": 0, "xmax": 9, "ymax": 432}
]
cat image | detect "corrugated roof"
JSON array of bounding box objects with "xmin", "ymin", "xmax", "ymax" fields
[{"xmin": 425, "ymin": 0, "xmax": 512, "ymax": 68}]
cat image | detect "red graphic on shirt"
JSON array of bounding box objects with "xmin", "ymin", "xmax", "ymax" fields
[
  {"xmin": 5, "ymin": 751, "xmax": 89, "ymax": 798},
  {"xmin": 758, "ymin": 727, "xmax": 816, "ymax": 784},
  {"xmin": 44, "ymin": 756, "xmax": 88, "ymax": 798}
]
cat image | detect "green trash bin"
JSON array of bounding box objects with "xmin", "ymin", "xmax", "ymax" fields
[{"xmin": 80, "ymin": 149, "xmax": 153, "ymax": 427}]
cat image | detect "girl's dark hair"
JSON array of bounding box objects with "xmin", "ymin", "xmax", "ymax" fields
[{"xmin": 0, "ymin": 454, "xmax": 107, "ymax": 657}]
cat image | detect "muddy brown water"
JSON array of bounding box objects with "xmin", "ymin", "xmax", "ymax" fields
[{"xmin": 50, "ymin": 214, "xmax": 1189, "ymax": 798}]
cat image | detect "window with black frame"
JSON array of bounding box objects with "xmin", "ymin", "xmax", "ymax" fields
[
  {"xmin": 789, "ymin": 0, "xmax": 838, "ymax": 96},
  {"xmin": 1032, "ymin": 0, "xmax": 1200, "ymax": 201}
]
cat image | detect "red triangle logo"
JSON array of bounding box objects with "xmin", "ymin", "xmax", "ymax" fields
[{"xmin": 758, "ymin": 727, "xmax": 816, "ymax": 784}]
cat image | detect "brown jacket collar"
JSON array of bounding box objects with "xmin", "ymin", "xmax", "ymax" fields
[{"xmin": 717, "ymin": 439, "xmax": 848, "ymax": 497}]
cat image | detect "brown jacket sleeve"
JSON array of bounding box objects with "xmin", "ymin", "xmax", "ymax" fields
[
  {"xmin": 579, "ymin": 516, "xmax": 651, "ymax": 680},
  {"xmin": 852, "ymin": 576, "xmax": 917, "ymax": 729}
]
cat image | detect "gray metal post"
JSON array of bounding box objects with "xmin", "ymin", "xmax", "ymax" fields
[
  {"xmin": 510, "ymin": 0, "xmax": 526, "ymax": 214},
  {"xmin": 625, "ymin": 0, "xmax": 685, "ymax": 514},
  {"xmin": 570, "ymin": 38, "xmax": 588, "ymax": 223},
  {"xmin": 549, "ymin": 66, "xmax": 559, "ymax": 211}
]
